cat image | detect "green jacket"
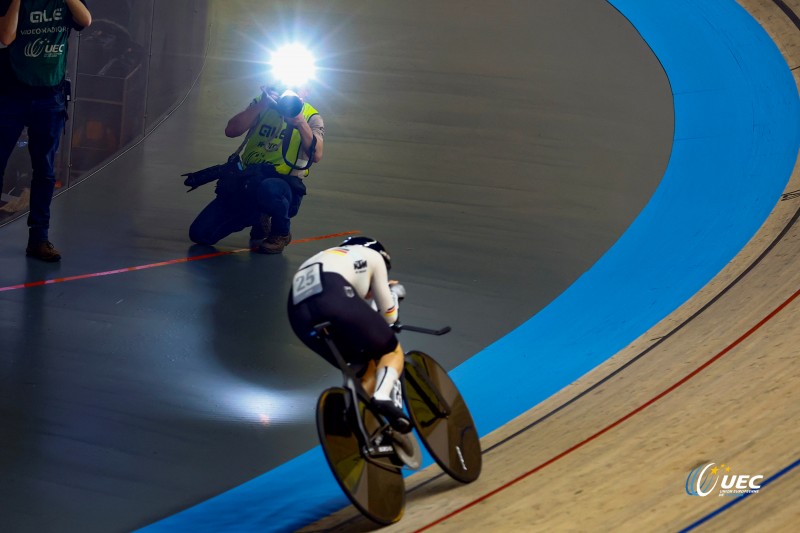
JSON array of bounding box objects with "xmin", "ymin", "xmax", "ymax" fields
[{"xmin": 5, "ymin": 0, "xmax": 86, "ymax": 87}]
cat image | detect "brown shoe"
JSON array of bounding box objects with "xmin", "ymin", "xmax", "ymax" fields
[
  {"xmin": 249, "ymin": 215, "xmax": 272, "ymax": 249},
  {"xmin": 257, "ymin": 233, "xmax": 291, "ymax": 254},
  {"xmin": 26, "ymin": 241, "xmax": 62, "ymax": 262}
]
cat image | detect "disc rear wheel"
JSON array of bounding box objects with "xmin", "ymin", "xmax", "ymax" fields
[{"xmin": 316, "ymin": 387, "xmax": 405, "ymax": 524}]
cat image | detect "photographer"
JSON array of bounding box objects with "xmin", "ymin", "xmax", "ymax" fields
[
  {"xmin": 188, "ymin": 83, "xmax": 325, "ymax": 254},
  {"xmin": 0, "ymin": 0, "xmax": 92, "ymax": 262}
]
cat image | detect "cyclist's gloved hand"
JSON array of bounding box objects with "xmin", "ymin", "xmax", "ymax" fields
[{"xmin": 389, "ymin": 282, "xmax": 406, "ymax": 301}]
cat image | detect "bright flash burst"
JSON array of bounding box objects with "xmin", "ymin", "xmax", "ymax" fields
[{"xmin": 270, "ymin": 43, "xmax": 317, "ymax": 88}]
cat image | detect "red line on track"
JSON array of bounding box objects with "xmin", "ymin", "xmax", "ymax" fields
[
  {"xmin": 0, "ymin": 230, "xmax": 359, "ymax": 293},
  {"xmin": 415, "ymin": 286, "xmax": 800, "ymax": 532}
]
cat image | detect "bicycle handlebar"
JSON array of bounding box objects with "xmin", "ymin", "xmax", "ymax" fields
[{"xmin": 392, "ymin": 323, "xmax": 451, "ymax": 336}]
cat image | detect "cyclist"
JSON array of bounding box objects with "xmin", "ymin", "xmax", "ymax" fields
[{"xmin": 287, "ymin": 235, "xmax": 411, "ymax": 432}]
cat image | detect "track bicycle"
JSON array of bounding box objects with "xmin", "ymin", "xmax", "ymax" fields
[{"xmin": 313, "ymin": 321, "xmax": 482, "ymax": 525}]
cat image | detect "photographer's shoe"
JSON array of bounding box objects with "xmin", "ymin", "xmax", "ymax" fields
[
  {"xmin": 257, "ymin": 232, "xmax": 291, "ymax": 254},
  {"xmin": 372, "ymin": 397, "xmax": 412, "ymax": 434},
  {"xmin": 249, "ymin": 215, "xmax": 272, "ymax": 249},
  {"xmin": 26, "ymin": 241, "xmax": 61, "ymax": 262}
]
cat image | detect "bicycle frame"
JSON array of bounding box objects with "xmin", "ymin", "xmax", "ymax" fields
[
  {"xmin": 312, "ymin": 322, "xmax": 399, "ymax": 464},
  {"xmin": 311, "ymin": 319, "xmax": 478, "ymax": 524}
]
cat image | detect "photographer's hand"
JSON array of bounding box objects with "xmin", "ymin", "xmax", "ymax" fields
[
  {"xmin": 286, "ymin": 111, "xmax": 306, "ymax": 127},
  {"xmin": 260, "ymin": 86, "xmax": 280, "ymax": 107}
]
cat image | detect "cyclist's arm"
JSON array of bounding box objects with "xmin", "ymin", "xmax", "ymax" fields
[{"xmin": 370, "ymin": 261, "xmax": 398, "ymax": 325}]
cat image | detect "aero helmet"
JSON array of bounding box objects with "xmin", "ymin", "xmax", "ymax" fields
[{"xmin": 340, "ymin": 235, "xmax": 391, "ymax": 270}]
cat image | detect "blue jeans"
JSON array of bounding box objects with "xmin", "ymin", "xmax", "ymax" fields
[
  {"xmin": 0, "ymin": 91, "xmax": 67, "ymax": 242},
  {"xmin": 189, "ymin": 174, "xmax": 305, "ymax": 245}
]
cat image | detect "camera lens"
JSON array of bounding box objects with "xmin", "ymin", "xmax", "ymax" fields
[{"xmin": 278, "ymin": 90, "xmax": 303, "ymax": 117}]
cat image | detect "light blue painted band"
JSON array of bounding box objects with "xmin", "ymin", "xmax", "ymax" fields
[{"xmin": 455, "ymin": 0, "xmax": 800, "ymax": 434}]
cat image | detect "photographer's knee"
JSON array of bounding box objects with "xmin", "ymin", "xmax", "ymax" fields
[{"xmin": 189, "ymin": 221, "xmax": 213, "ymax": 245}]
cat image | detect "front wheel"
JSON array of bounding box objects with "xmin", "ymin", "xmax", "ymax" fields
[
  {"xmin": 316, "ymin": 387, "xmax": 405, "ymax": 525},
  {"xmin": 402, "ymin": 351, "xmax": 482, "ymax": 483}
]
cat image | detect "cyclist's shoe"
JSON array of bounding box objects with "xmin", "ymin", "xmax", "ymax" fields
[
  {"xmin": 372, "ymin": 398, "xmax": 412, "ymax": 434},
  {"xmin": 26, "ymin": 241, "xmax": 61, "ymax": 262}
]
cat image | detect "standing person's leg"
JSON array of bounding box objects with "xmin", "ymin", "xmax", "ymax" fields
[
  {"xmin": 25, "ymin": 92, "xmax": 66, "ymax": 262},
  {"xmin": 255, "ymin": 176, "xmax": 305, "ymax": 254},
  {"xmin": 0, "ymin": 95, "xmax": 27, "ymax": 206},
  {"xmin": 189, "ymin": 196, "xmax": 255, "ymax": 245}
]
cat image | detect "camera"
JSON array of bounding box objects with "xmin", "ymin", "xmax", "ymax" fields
[
  {"xmin": 182, "ymin": 154, "xmax": 242, "ymax": 192},
  {"xmin": 277, "ymin": 90, "xmax": 303, "ymax": 117}
]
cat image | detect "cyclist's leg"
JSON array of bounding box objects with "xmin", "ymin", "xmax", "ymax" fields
[
  {"xmin": 372, "ymin": 343, "xmax": 404, "ymax": 401},
  {"xmin": 371, "ymin": 342, "xmax": 412, "ymax": 433},
  {"xmin": 359, "ymin": 359, "xmax": 378, "ymax": 394},
  {"xmin": 359, "ymin": 344, "xmax": 403, "ymax": 394},
  {"xmin": 378, "ymin": 343, "xmax": 404, "ymax": 376}
]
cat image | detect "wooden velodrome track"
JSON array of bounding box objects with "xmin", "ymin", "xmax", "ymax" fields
[
  {"xmin": 0, "ymin": 0, "xmax": 796, "ymax": 531},
  {"xmin": 300, "ymin": 1, "xmax": 800, "ymax": 530}
]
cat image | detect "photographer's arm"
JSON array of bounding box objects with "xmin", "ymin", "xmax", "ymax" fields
[
  {"xmin": 225, "ymin": 97, "xmax": 270, "ymax": 138},
  {"xmin": 65, "ymin": 0, "xmax": 92, "ymax": 28},
  {"xmin": 288, "ymin": 113, "xmax": 324, "ymax": 162},
  {"xmin": 0, "ymin": 0, "xmax": 20, "ymax": 46}
]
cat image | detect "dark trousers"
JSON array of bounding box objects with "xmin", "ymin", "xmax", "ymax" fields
[
  {"xmin": 0, "ymin": 92, "xmax": 67, "ymax": 242},
  {"xmin": 189, "ymin": 171, "xmax": 305, "ymax": 245}
]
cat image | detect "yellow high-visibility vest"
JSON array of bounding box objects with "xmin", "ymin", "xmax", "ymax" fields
[{"xmin": 241, "ymin": 96, "xmax": 319, "ymax": 176}]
